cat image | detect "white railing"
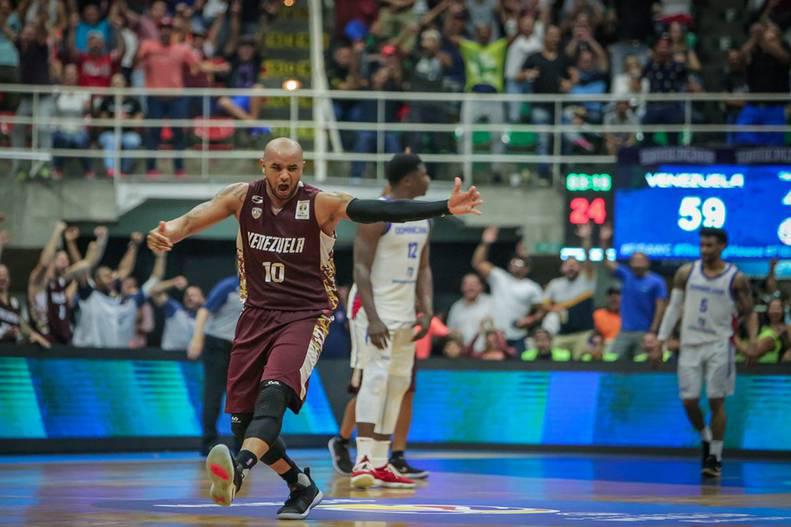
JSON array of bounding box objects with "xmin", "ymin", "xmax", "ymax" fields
[{"xmin": 0, "ymin": 84, "xmax": 788, "ymax": 185}]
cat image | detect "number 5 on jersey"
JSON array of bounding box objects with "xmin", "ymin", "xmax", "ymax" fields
[{"xmin": 262, "ymin": 261, "xmax": 285, "ymax": 283}]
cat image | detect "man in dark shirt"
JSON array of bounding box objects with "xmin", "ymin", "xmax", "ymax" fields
[
  {"xmin": 642, "ymin": 35, "xmax": 687, "ymax": 145},
  {"xmin": 10, "ymin": 21, "xmax": 54, "ymax": 178},
  {"xmin": 521, "ymin": 25, "xmax": 567, "ymax": 180},
  {"xmin": 735, "ymin": 22, "xmax": 790, "ymax": 146},
  {"xmin": 406, "ymin": 28, "xmax": 456, "ymax": 154},
  {"xmin": 350, "ymin": 58, "xmax": 402, "ymax": 179},
  {"xmin": 97, "ymin": 73, "xmax": 143, "ymax": 177},
  {"xmin": 722, "ymin": 47, "xmax": 748, "ymax": 145},
  {"xmin": 607, "ymin": 0, "xmax": 656, "ymax": 78}
]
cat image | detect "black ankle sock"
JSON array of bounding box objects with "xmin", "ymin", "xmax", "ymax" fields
[
  {"xmin": 236, "ymin": 449, "xmax": 258, "ymax": 471},
  {"xmin": 279, "ymin": 455, "xmax": 301, "ymax": 487},
  {"xmin": 337, "ymin": 434, "xmax": 350, "ymax": 445},
  {"xmin": 390, "ymin": 450, "xmax": 405, "ymax": 459}
]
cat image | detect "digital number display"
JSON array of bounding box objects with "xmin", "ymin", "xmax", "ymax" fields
[
  {"xmin": 565, "ymin": 172, "xmax": 612, "ymax": 192},
  {"xmin": 615, "ymin": 158, "xmax": 791, "ymax": 260},
  {"xmin": 569, "ymin": 197, "xmax": 607, "ymax": 225}
]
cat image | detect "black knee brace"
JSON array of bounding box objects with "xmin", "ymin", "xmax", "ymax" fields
[
  {"xmin": 260, "ymin": 436, "xmax": 288, "ymax": 465},
  {"xmin": 231, "ymin": 413, "xmax": 252, "ymax": 444},
  {"xmin": 244, "ymin": 380, "xmax": 294, "ymax": 446}
]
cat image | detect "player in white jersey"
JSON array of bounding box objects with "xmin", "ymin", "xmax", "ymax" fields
[
  {"xmin": 347, "ymin": 153, "xmax": 432, "ymax": 489},
  {"xmin": 656, "ymin": 228, "xmax": 756, "ymax": 478}
]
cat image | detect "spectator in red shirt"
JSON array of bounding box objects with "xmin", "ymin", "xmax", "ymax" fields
[
  {"xmin": 136, "ymin": 16, "xmax": 198, "ymax": 177},
  {"xmin": 71, "ymin": 31, "xmax": 124, "ymax": 88}
]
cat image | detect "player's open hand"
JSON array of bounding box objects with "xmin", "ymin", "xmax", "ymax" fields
[
  {"xmin": 412, "ymin": 313, "xmax": 432, "ymax": 341},
  {"xmin": 367, "ymin": 318, "xmax": 390, "ymax": 350},
  {"xmin": 447, "ymin": 177, "xmax": 482, "ymax": 216},
  {"xmin": 147, "ymin": 221, "xmax": 174, "ymax": 252}
]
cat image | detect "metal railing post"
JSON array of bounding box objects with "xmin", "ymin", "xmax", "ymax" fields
[
  {"xmin": 462, "ymin": 95, "xmax": 472, "ymax": 186},
  {"xmin": 31, "ymin": 91, "xmax": 39, "ymax": 151},
  {"xmin": 376, "ymin": 97, "xmax": 384, "ymax": 182},
  {"xmin": 289, "ymin": 94, "xmax": 298, "ymax": 141},
  {"xmin": 201, "ymin": 93, "xmax": 210, "ymax": 181},
  {"xmin": 684, "ymin": 99, "xmax": 692, "ymax": 145},
  {"xmin": 552, "ymin": 99, "xmax": 562, "ymax": 186},
  {"xmin": 113, "ymin": 88, "xmax": 122, "ymax": 178}
]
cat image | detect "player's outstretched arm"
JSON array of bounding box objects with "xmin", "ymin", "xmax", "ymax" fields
[
  {"xmin": 147, "ymin": 182, "xmax": 248, "ymax": 252},
  {"xmin": 315, "ymin": 177, "xmax": 482, "ymax": 232}
]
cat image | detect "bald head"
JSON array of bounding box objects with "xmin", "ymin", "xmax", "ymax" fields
[
  {"xmin": 262, "ymin": 137, "xmax": 303, "ymax": 162},
  {"xmin": 260, "ymin": 137, "xmax": 305, "ymax": 202}
]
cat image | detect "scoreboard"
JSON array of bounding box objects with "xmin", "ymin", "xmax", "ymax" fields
[
  {"xmin": 563, "ymin": 170, "xmax": 613, "ymax": 250},
  {"xmin": 614, "ymin": 147, "xmax": 791, "ymax": 260}
]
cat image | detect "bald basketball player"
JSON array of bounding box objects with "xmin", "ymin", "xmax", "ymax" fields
[{"xmin": 147, "ymin": 138, "xmax": 482, "ymax": 520}]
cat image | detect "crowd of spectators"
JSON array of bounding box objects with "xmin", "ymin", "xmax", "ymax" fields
[
  {"xmin": 0, "ymin": 218, "xmax": 241, "ymax": 357},
  {"xmin": 396, "ymin": 223, "xmax": 791, "ymax": 364},
  {"xmin": 0, "ymin": 213, "xmax": 789, "ymax": 368},
  {"xmin": 329, "ymin": 0, "xmax": 791, "ymax": 179},
  {"xmin": 1, "ymin": 0, "xmax": 788, "ymax": 180},
  {"xmin": 1, "ymin": 0, "xmax": 277, "ymax": 179}
]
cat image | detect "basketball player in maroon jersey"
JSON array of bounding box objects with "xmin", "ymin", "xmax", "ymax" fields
[{"xmin": 147, "ymin": 137, "xmax": 482, "ymax": 520}]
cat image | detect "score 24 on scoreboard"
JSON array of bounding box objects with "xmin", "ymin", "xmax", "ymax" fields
[{"xmin": 614, "ymin": 147, "xmax": 791, "ymax": 260}]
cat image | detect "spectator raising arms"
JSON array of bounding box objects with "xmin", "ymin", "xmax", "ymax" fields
[
  {"xmin": 734, "ymin": 21, "xmax": 790, "ymax": 146},
  {"xmin": 600, "ymin": 224, "xmax": 667, "ymax": 361},
  {"xmin": 152, "ymin": 275, "xmax": 204, "ymax": 351},
  {"xmin": 472, "ymin": 226, "xmax": 543, "ymax": 354},
  {"xmin": 71, "ymin": 230, "xmax": 164, "ymax": 348}
]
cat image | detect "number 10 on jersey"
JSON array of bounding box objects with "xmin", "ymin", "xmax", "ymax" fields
[{"xmin": 262, "ymin": 261, "xmax": 285, "ymax": 283}]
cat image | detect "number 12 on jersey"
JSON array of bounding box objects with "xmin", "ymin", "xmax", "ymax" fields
[
  {"xmin": 407, "ymin": 242, "xmax": 418, "ymax": 259},
  {"xmin": 262, "ymin": 262, "xmax": 285, "ymax": 283}
]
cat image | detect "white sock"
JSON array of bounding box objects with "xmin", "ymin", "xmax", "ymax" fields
[
  {"xmin": 700, "ymin": 427, "xmax": 712, "ymax": 442},
  {"xmin": 371, "ymin": 439, "xmax": 391, "ymax": 469},
  {"xmin": 710, "ymin": 440, "xmax": 723, "ymax": 461},
  {"xmin": 355, "ymin": 437, "xmax": 374, "ymax": 466}
]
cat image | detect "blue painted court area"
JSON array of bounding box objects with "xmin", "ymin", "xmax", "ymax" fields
[{"xmin": 1, "ymin": 450, "xmax": 791, "ymax": 526}]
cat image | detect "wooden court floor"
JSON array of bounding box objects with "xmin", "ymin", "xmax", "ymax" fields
[{"xmin": 1, "ymin": 449, "xmax": 791, "ymax": 526}]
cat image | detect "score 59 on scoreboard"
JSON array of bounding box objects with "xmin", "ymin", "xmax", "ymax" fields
[{"xmin": 614, "ymin": 162, "xmax": 791, "ymax": 260}]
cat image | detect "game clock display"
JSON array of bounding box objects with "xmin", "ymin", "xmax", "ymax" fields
[{"xmin": 614, "ymin": 148, "xmax": 791, "ymax": 260}]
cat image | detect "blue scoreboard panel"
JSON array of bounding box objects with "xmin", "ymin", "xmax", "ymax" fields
[{"xmin": 614, "ymin": 147, "xmax": 791, "ymax": 260}]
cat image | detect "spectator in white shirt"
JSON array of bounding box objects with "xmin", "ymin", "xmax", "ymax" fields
[
  {"xmin": 472, "ymin": 226, "xmax": 543, "ymax": 354},
  {"xmin": 52, "ymin": 63, "xmax": 93, "ymax": 178},
  {"xmin": 72, "ymin": 241, "xmax": 164, "ymax": 348},
  {"xmin": 541, "ymin": 224, "xmax": 597, "ymax": 359},
  {"xmin": 446, "ymin": 273, "xmax": 493, "ymax": 349},
  {"xmin": 504, "ymin": 12, "xmax": 544, "ymax": 122}
]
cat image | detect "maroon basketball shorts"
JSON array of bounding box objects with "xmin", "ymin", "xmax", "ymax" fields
[{"xmin": 226, "ymin": 307, "xmax": 331, "ymax": 414}]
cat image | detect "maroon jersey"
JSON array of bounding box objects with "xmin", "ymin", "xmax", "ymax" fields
[
  {"xmin": 0, "ymin": 295, "xmax": 21, "ymax": 343},
  {"xmin": 46, "ymin": 277, "xmax": 73, "ymax": 344},
  {"xmin": 237, "ymin": 180, "xmax": 338, "ymax": 313}
]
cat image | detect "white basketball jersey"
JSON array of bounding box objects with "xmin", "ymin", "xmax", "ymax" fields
[
  {"xmin": 681, "ymin": 260, "xmax": 738, "ymax": 346},
  {"xmin": 355, "ymin": 219, "xmax": 430, "ymax": 324}
]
